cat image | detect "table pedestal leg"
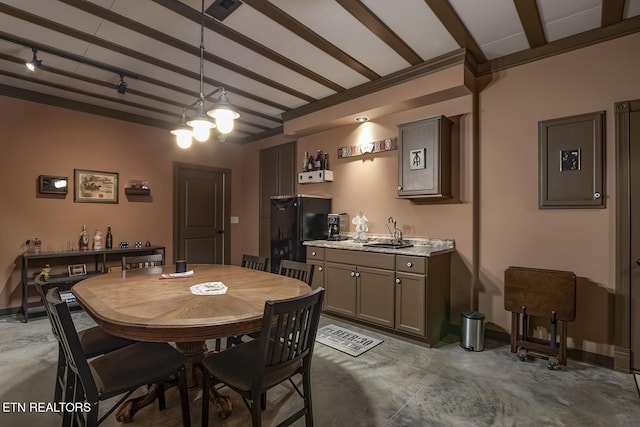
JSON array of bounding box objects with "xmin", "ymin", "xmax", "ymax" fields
[{"xmin": 176, "ymin": 341, "xmax": 207, "ymax": 388}]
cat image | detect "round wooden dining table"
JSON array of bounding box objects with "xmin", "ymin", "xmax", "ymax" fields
[{"xmin": 72, "ymin": 263, "xmax": 311, "ymax": 421}]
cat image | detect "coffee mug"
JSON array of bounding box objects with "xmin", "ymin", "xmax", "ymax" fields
[{"xmin": 176, "ymin": 260, "xmax": 187, "ymax": 273}]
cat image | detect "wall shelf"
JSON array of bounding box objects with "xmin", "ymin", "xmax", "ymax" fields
[
  {"xmin": 124, "ymin": 187, "xmax": 151, "ymax": 196},
  {"xmin": 298, "ymin": 170, "xmax": 333, "ymax": 184}
]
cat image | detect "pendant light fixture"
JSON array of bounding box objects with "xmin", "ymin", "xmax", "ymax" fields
[
  {"xmin": 171, "ymin": 0, "xmax": 239, "ymax": 147},
  {"xmin": 25, "ymin": 47, "xmax": 42, "ymax": 71}
]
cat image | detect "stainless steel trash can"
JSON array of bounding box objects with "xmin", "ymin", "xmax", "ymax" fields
[{"xmin": 460, "ymin": 311, "xmax": 485, "ymax": 351}]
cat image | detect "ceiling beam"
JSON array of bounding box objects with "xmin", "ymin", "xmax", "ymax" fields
[
  {"xmin": 152, "ymin": 0, "xmax": 345, "ymax": 93},
  {"xmin": 423, "ymin": 0, "xmax": 487, "ymax": 64},
  {"xmin": 514, "ymin": 0, "xmax": 547, "ymax": 48},
  {"xmin": 336, "ymin": 0, "xmax": 423, "ymax": 66},
  {"xmin": 602, "ymin": 0, "xmax": 626, "ymax": 27},
  {"xmin": 58, "ymin": 0, "xmax": 315, "ymax": 104},
  {"xmin": 0, "ymin": 3, "xmax": 291, "ymax": 112},
  {"xmin": 242, "ymin": 0, "xmax": 380, "ymax": 80}
]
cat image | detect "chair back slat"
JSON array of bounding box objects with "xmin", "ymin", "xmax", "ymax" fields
[
  {"xmin": 255, "ymin": 288, "xmax": 324, "ymax": 383},
  {"xmin": 241, "ymin": 254, "xmax": 269, "ymax": 272},
  {"xmin": 278, "ymin": 260, "xmax": 314, "ymax": 285},
  {"xmin": 122, "ymin": 254, "xmax": 164, "ymax": 270},
  {"xmin": 45, "ymin": 288, "xmax": 99, "ymax": 401}
]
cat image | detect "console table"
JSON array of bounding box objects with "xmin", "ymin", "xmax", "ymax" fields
[{"xmin": 21, "ymin": 245, "xmax": 165, "ymax": 322}]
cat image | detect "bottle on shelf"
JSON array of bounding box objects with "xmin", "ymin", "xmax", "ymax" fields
[
  {"xmin": 302, "ymin": 151, "xmax": 309, "ymax": 172},
  {"xmin": 105, "ymin": 226, "xmax": 113, "ymax": 249},
  {"xmin": 324, "ymin": 152, "xmax": 330, "ymax": 170},
  {"xmin": 79, "ymin": 225, "xmax": 89, "ymax": 251},
  {"xmin": 314, "ymin": 150, "xmax": 322, "ymax": 170},
  {"xmin": 306, "ymin": 153, "xmax": 315, "ymax": 171}
]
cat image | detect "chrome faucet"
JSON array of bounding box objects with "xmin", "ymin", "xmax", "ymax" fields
[{"xmin": 385, "ymin": 217, "xmax": 403, "ymax": 244}]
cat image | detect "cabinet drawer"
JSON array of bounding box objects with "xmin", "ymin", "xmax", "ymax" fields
[
  {"xmin": 396, "ymin": 255, "xmax": 426, "ymax": 274},
  {"xmin": 306, "ymin": 247, "xmax": 325, "ymax": 260},
  {"xmin": 326, "ymin": 248, "xmax": 394, "ymax": 270}
]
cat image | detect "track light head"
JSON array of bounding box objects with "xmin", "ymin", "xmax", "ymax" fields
[
  {"xmin": 117, "ymin": 74, "xmax": 127, "ymax": 94},
  {"xmin": 25, "ymin": 47, "xmax": 42, "ymax": 72}
]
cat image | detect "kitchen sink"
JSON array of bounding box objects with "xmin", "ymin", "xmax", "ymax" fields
[{"xmin": 363, "ymin": 242, "xmax": 414, "ymax": 249}]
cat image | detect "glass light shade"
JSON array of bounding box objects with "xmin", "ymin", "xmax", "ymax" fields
[
  {"xmin": 214, "ymin": 109, "xmax": 236, "ymax": 134},
  {"xmin": 172, "ymin": 129, "xmax": 193, "ymax": 149},
  {"xmin": 190, "ymin": 122, "xmax": 211, "ymax": 142}
]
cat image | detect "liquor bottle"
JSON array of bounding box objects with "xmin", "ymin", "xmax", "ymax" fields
[
  {"xmin": 105, "ymin": 226, "xmax": 113, "ymax": 249},
  {"xmin": 306, "ymin": 153, "xmax": 315, "ymax": 171},
  {"xmin": 324, "ymin": 152, "xmax": 330, "ymax": 170},
  {"xmin": 79, "ymin": 225, "xmax": 89, "ymax": 251},
  {"xmin": 302, "ymin": 151, "xmax": 309, "ymax": 172},
  {"xmin": 314, "ymin": 150, "xmax": 322, "ymax": 170}
]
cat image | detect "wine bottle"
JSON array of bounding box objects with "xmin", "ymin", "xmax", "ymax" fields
[
  {"xmin": 105, "ymin": 226, "xmax": 113, "ymax": 249},
  {"xmin": 314, "ymin": 150, "xmax": 322, "ymax": 170},
  {"xmin": 307, "ymin": 154, "xmax": 315, "ymax": 171},
  {"xmin": 302, "ymin": 151, "xmax": 309, "ymax": 172},
  {"xmin": 324, "ymin": 152, "xmax": 330, "ymax": 170}
]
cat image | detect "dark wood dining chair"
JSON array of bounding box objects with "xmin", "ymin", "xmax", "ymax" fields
[
  {"xmin": 34, "ymin": 275, "xmax": 136, "ymax": 404},
  {"xmin": 44, "ymin": 287, "xmax": 191, "ymax": 427},
  {"xmin": 241, "ymin": 254, "xmax": 269, "ymax": 272},
  {"xmin": 278, "ymin": 259, "xmax": 314, "ymax": 285},
  {"xmin": 200, "ymin": 287, "xmax": 325, "ymax": 427},
  {"xmin": 121, "ymin": 254, "xmax": 164, "ymax": 270}
]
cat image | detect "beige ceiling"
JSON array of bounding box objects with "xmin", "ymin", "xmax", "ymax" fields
[{"xmin": 1, "ymin": 0, "xmax": 639, "ymax": 143}]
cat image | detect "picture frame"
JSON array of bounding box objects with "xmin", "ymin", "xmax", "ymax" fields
[
  {"xmin": 409, "ymin": 148, "xmax": 426, "ymax": 170},
  {"xmin": 74, "ymin": 169, "xmax": 119, "ymax": 203},
  {"xmin": 68, "ymin": 264, "xmax": 87, "ymax": 277},
  {"xmin": 38, "ymin": 175, "xmax": 68, "ymax": 194}
]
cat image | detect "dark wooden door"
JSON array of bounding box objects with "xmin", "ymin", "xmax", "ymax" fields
[
  {"xmin": 630, "ymin": 108, "xmax": 640, "ymax": 370},
  {"xmin": 173, "ymin": 163, "xmax": 230, "ymax": 265},
  {"xmin": 259, "ymin": 142, "xmax": 296, "ymax": 258}
]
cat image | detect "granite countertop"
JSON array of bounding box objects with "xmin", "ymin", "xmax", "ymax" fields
[{"xmin": 304, "ymin": 237, "xmax": 455, "ymax": 257}]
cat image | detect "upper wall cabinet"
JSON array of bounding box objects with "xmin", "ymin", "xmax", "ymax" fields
[{"xmin": 397, "ymin": 116, "xmax": 452, "ymax": 199}]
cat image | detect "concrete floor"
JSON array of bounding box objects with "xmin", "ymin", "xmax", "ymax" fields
[{"xmin": 1, "ymin": 312, "xmax": 639, "ymax": 427}]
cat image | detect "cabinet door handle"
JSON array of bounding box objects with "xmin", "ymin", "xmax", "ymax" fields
[
  {"xmin": 395, "ymin": 278, "xmax": 401, "ymax": 284},
  {"xmin": 318, "ymin": 266, "xmax": 323, "ymax": 272},
  {"xmin": 397, "ymin": 185, "xmax": 403, "ymax": 191},
  {"xmin": 355, "ymin": 272, "xmax": 360, "ymax": 278},
  {"xmin": 312, "ymin": 251, "xmax": 317, "ymax": 256},
  {"xmin": 350, "ymin": 271, "xmax": 356, "ymax": 277},
  {"xmin": 406, "ymin": 262, "xmax": 413, "ymax": 268},
  {"xmin": 593, "ymin": 192, "xmax": 601, "ymax": 199}
]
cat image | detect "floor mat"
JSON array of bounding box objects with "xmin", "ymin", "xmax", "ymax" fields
[{"xmin": 315, "ymin": 324, "xmax": 383, "ymax": 357}]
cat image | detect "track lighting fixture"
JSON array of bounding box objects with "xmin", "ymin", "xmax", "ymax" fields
[
  {"xmin": 170, "ymin": 0, "xmax": 239, "ymax": 147},
  {"xmin": 117, "ymin": 74, "xmax": 127, "ymax": 94},
  {"xmin": 25, "ymin": 47, "xmax": 42, "ymax": 71}
]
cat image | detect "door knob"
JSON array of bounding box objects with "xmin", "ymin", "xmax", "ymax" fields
[
  {"xmin": 395, "ymin": 278, "xmax": 401, "ymax": 284},
  {"xmin": 350, "ymin": 271, "xmax": 355, "ymax": 277},
  {"xmin": 637, "ymin": 259, "xmax": 640, "ymax": 266}
]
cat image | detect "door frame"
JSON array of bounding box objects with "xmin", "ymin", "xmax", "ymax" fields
[
  {"xmin": 172, "ymin": 162, "xmax": 231, "ymax": 265},
  {"xmin": 614, "ymin": 100, "xmax": 640, "ymax": 372}
]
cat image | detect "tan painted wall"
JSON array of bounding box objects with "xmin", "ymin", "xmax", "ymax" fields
[
  {"xmin": 2, "ymin": 32, "xmax": 639, "ymax": 360},
  {"xmin": 241, "ymin": 32, "xmax": 640, "ymax": 358},
  {"xmin": 0, "ymin": 98, "xmax": 245, "ymax": 310}
]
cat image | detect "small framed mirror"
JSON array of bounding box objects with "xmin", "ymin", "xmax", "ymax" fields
[{"xmin": 39, "ymin": 175, "xmax": 68, "ymax": 194}]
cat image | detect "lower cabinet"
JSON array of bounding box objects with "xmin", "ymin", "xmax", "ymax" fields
[
  {"xmin": 395, "ymin": 272, "xmax": 426, "ymax": 336},
  {"xmin": 307, "ymin": 246, "xmax": 450, "ymax": 345}
]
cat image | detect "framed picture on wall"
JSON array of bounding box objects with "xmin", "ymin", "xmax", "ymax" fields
[{"xmin": 74, "ymin": 169, "xmax": 119, "ymax": 203}]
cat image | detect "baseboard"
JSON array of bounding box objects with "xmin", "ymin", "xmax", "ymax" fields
[{"xmin": 449, "ymin": 324, "xmax": 614, "ymax": 369}]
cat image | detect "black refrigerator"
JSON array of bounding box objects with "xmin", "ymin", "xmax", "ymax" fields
[{"xmin": 270, "ymin": 194, "xmax": 331, "ymax": 273}]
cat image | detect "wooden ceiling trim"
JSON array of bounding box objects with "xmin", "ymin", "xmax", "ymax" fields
[
  {"xmin": 283, "ymin": 48, "xmax": 466, "ymax": 121},
  {"xmin": 242, "ymin": 0, "xmax": 380, "ymax": 80},
  {"xmin": 423, "ymin": 0, "xmax": 487, "ymax": 64},
  {"xmin": 602, "ymin": 0, "xmax": 625, "ymax": 27},
  {"xmin": 0, "ymin": 83, "xmax": 174, "ymax": 130},
  {"xmin": 336, "ymin": 0, "xmax": 422, "ymax": 66},
  {"xmin": 152, "ymin": 0, "xmax": 344, "ymax": 93},
  {"xmin": 0, "ymin": 69, "xmax": 178, "ymax": 117},
  {"xmin": 0, "ymin": 3, "xmax": 291, "ymax": 112},
  {"xmin": 236, "ymin": 126, "xmax": 285, "ymax": 144},
  {"xmin": 0, "ymin": 31, "xmax": 281, "ymax": 127},
  {"xmin": 478, "ymin": 14, "xmax": 640, "ymax": 76},
  {"xmin": 58, "ymin": 0, "xmax": 316, "ymax": 104},
  {"xmin": 514, "ymin": 0, "xmax": 547, "ymax": 48}
]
